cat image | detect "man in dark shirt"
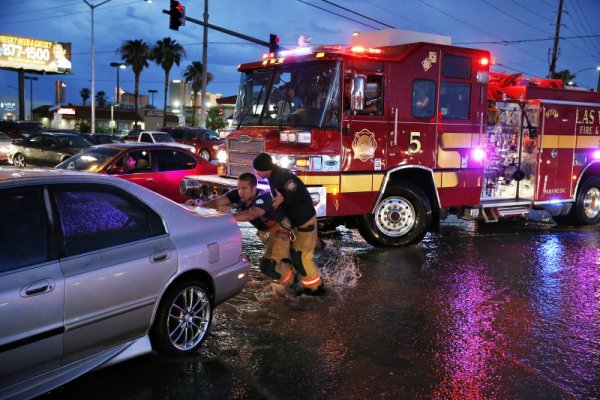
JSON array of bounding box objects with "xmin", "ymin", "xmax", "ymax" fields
[
  {"xmin": 253, "ymin": 153, "xmax": 325, "ymax": 295},
  {"xmin": 202, "ymin": 172, "xmax": 294, "ymax": 287}
]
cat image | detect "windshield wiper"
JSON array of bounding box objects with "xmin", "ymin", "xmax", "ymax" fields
[{"xmin": 236, "ymin": 80, "xmax": 267, "ymax": 129}]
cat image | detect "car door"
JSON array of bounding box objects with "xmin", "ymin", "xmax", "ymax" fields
[
  {"xmin": 114, "ymin": 150, "xmax": 160, "ymax": 194},
  {"xmin": 153, "ymin": 148, "xmax": 198, "ymax": 202},
  {"xmin": 50, "ymin": 183, "xmax": 177, "ymax": 363},
  {"xmin": 0, "ymin": 186, "xmax": 64, "ymax": 392},
  {"xmin": 21, "ymin": 134, "xmax": 45, "ymax": 165},
  {"xmin": 41, "ymin": 136, "xmax": 64, "ymax": 166}
]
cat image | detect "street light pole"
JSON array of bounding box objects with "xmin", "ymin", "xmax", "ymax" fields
[
  {"xmin": 569, "ymin": 66, "xmax": 600, "ymax": 90},
  {"xmin": 149, "ymin": 89, "xmax": 158, "ymax": 107},
  {"xmin": 24, "ymin": 76, "xmax": 39, "ymax": 121},
  {"xmin": 200, "ymin": 0, "xmax": 209, "ymax": 128},
  {"xmin": 110, "ymin": 62, "xmax": 126, "ymax": 134},
  {"xmin": 83, "ymin": 0, "xmax": 112, "ymax": 134}
]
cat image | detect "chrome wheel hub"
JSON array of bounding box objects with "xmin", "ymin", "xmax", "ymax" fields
[
  {"xmin": 374, "ymin": 196, "xmax": 416, "ymax": 237},
  {"xmin": 583, "ymin": 187, "xmax": 600, "ymax": 219}
]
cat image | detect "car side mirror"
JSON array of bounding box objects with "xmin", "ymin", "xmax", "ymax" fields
[
  {"xmin": 528, "ymin": 126, "xmax": 538, "ymax": 139},
  {"xmin": 350, "ymin": 75, "xmax": 365, "ymax": 111}
]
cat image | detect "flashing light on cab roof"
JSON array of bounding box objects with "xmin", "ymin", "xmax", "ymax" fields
[
  {"xmin": 350, "ymin": 46, "xmax": 383, "ymax": 54},
  {"xmin": 479, "ymin": 56, "xmax": 490, "ymax": 66}
]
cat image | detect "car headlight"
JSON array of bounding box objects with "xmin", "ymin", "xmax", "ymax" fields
[{"xmin": 217, "ymin": 149, "xmax": 228, "ymax": 163}]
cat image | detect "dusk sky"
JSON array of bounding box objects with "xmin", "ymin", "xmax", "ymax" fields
[{"xmin": 1, "ymin": 0, "xmax": 599, "ymax": 109}]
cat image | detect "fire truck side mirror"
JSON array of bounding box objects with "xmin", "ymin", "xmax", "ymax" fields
[
  {"xmin": 351, "ymin": 75, "xmax": 365, "ymax": 111},
  {"xmin": 528, "ymin": 126, "xmax": 538, "ymax": 139}
]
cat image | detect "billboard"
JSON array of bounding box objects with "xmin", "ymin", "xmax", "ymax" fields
[{"xmin": 0, "ymin": 34, "xmax": 71, "ymax": 74}]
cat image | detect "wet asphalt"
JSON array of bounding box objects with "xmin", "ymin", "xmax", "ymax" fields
[{"xmin": 41, "ymin": 214, "xmax": 600, "ymax": 400}]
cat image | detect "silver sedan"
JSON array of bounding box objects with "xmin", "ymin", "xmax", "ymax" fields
[{"xmin": 0, "ymin": 168, "xmax": 250, "ymax": 399}]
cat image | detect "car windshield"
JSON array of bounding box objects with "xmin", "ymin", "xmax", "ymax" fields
[
  {"xmin": 153, "ymin": 133, "xmax": 176, "ymax": 143},
  {"xmin": 232, "ymin": 60, "xmax": 341, "ymax": 129},
  {"xmin": 56, "ymin": 147, "xmax": 120, "ymax": 172},
  {"xmin": 57, "ymin": 135, "xmax": 92, "ymax": 148}
]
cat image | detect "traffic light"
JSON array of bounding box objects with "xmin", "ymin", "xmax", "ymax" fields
[
  {"xmin": 169, "ymin": 0, "xmax": 185, "ymax": 31},
  {"xmin": 269, "ymin": 34, "xmax": 280, "ymax": 53}
]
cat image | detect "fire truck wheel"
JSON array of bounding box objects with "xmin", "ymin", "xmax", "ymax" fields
[
  {"xmin": 556, "ymin": 177, "xmax": 600, "ymax": 226},
  {"xmin": 357, "ymin": 183, "xmax": 432, "ymax": 247}
]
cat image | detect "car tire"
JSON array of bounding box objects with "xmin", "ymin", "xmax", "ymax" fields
[
  {"xmin": 357, "ymin": 182, "xmax": 431, "ymax": 247},
  {"xmin": 199, "ymin": 149, "xmax": 211, "ymax": 161},
  {"xmin": 13, "ymin": 153, "xmax": 26, "ymax": 168},
  {"xmin": 150, "ymin": 280, "xmax": 212, "ymax": 355},
  {"xmin": 554, "ymin": 177, "xmax": 600, "ymax": 226}
]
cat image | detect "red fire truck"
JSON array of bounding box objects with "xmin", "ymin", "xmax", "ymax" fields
[{"xmin": 182, "ymin": 29, "xmax": 600, "ymax": 247}]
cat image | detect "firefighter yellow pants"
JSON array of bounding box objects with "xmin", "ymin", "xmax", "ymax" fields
[
  {"xmin": 257, "ymin": 224, "xmax": 294, "ymax": 286},
  {"xmin": 291, "ymin": 216, "xmax": 322, "ymax": 290}
]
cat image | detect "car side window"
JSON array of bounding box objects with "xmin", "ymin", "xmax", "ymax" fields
[
  {"xmin": 140, "ymin": 133, "xmax": 153, "ymax": 143},
  {"xmin": 29, "ymin": 135, "xmax": 44, "ymax": 144},
  {"xmin": 51, "ymin": 184, "xmax": 166, "ymax": 257},
  {"xmin": 171, "ymin": 129, "xmax": 184, "ymax": 140},
  {"xmin": 0, "ymin": 186, "xmax": 49, "ymax": 272},
  {"xmin": 412, "ymin": 79, "xmax": 436, "ymax": 118},
  {"xmin": 155, "ymin": 149, "xmax": 196, "ymax": 172}
]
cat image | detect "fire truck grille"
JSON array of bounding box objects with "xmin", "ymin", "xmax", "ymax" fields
[{"xmin": 226, "ymin": 136, "xmax": 264, "ymax": 177}]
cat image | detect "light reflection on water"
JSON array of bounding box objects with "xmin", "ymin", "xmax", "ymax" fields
[{"xmin": 221, "ymin": 218, "xmax": 600, "ymax": 398}]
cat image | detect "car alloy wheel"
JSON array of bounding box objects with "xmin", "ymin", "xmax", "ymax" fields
[
  {"xmin": 151, "ymin": 280, "xmax": 212, "ymax": 355},
  {"xmin": 13, "ymin": 153, "xmax": 26, "ymax": 167}
]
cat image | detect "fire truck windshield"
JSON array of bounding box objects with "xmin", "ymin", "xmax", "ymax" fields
[{"xmin": 233, "ymin": 61, "xmax": 341, "ymax": 129}]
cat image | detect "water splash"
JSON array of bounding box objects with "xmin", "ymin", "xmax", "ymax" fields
[{"xmin": 315, "ymin": 237, "xmax": 361, "ymax": 290}]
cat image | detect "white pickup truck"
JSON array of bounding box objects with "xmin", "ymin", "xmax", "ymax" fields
[{"xmin": 136, "ymin": 130, "xmax": 195, "ymax": 153}]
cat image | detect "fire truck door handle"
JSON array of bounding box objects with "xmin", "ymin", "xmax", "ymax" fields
[{"xmin": 393, "ymin": 107, "xmax": 399, "ymax": 146}]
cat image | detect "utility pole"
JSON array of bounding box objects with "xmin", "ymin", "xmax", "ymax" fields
[{"xmin": 549, "ymin": 0, "xmax": 564, "ymax": 79}]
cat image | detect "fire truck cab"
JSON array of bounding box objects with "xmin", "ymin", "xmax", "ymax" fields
[{"xmin": 182, "ymin": 29, "xmax": 600, "ymax": 247}]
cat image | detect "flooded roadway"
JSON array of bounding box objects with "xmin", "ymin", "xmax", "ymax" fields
[{"xmin": 42, "ymin": 214, "xmax": 600, "ymax": 399}]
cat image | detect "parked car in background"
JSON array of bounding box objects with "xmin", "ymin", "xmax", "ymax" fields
[
  {"xmin": 8, "ymin": 132, "xmax": 91, "ymax": 167},
  {"xmin": 0, "ymin": 132, "xmax": 11, "ymax": 163},
  {"xmin": 160, "ymin": 126, "xmax": 225, "ymax": 161},
  {"xmin": 56, "ymin": 143, "xmax": 217, "ymax": 203},
  {"xmin": 0, "ymin": 168, "xmax": 250, "ymax": 400},
  {"xmin": 0, "ymin": 120, "xmax": 45, "ymax": 139},
  {"xmin": 125, "ymin": 130, "xmax": 196, "ymax": 153},
  {"xmin": 80, "ymin": 133, "xmax": 125, "ymax": 145}
]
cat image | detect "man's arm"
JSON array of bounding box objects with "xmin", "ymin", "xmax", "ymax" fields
[
  {"xmin": 201, "ymin": 195, "xmax": 232, "ymax": 210},
  {"xmin": 234, "ymin": 206, "xmax": 266, "ymax": 222}
]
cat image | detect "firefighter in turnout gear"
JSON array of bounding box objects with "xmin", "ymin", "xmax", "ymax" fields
[
  {"xmin": 201, "ymin": 172, "xmax": 295, "ymax": 287},
  {"xmin": 253, "ymin": 153, "xmax": 325, "ymax": 296}
]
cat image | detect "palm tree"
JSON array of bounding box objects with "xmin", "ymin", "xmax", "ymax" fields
[
  {"xmin": 554, "ymin": 69, "xmax": 576, "ymax": 86},
  {"xmin": 152, "ymin": 37, "xmax": 186, "ymax": 127},
  {"xmin": 206, "ymin": 106, "xmax": 225, "ymax": 131},
  {"xmin": 183, "ymin": 61, "xmax": 213, "ymax": 126},
  {"xmin": 119, "ymin": 39, "xmax": 151, "ymax": 128},
  {"xmin": 80, "ymin": 88, "xmax": 90, "ymax": 106},
  {"xmin": 96, "ymin": 91, "xmax": 107, "ymax": 107}
]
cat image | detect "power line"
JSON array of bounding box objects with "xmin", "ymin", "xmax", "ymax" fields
[
  {"xmin": 566, "ymin": 0, "xmax": 600, "ymax": 60},
  {"xmin": 480, "ymin": 0, "xmax": 551, "ymax": 35},
  {"xmin": 319, "ymin": 0, "xmax": 395, "ymax": 29},
  {"xmin": 416, "ymin": 0, "xmax": 542, "ymax": 61},
  {"xmin": 1, "ymin": 0, "xmax": 139, "ymax": 26},
  {"xmin": 1, "ymin": 1, "xmax": 81, "ymax": 17},
  {"xmin": 508, "ymin": 0, "xmax": 554, "ymax": 23},
  {"xmin": 455, "ymin": 33, "xmax": 600, "ymax": 45},
  {"xmin": 296, "ymin": 0, "xmax": 380, "ymax": 30}
]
